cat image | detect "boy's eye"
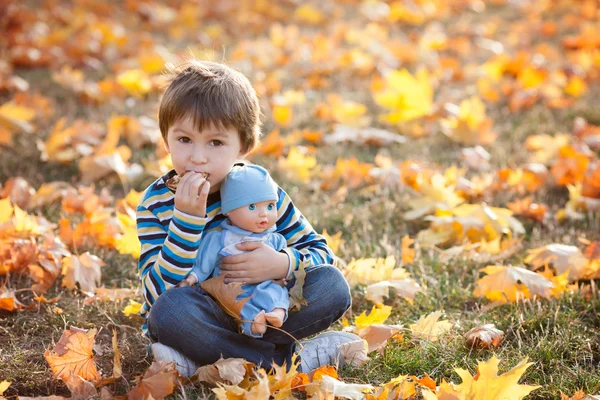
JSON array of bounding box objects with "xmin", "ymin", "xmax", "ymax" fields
[
  {"xmin": 210, "ymin": 140, "xmax": 223, "ymax": 146},
  {"xmin": 248, "ymin": 204, "xmax": 256, "ymax": 210},
  {"xmin": 178, "ymin": 137, "xmax": 191, "ymax": 143},
  {"xmin": 267, "ymin": 203, "xmax": 275, "ymax": 210}
]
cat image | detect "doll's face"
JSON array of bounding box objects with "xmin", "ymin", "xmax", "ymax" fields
[{"xmin": 226, "ymin": 200, "xmax": 277, "ymax": 233}]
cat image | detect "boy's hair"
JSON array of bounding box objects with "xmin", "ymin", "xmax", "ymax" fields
[{"xmin": 159, "ymin": 60, "xmax": 262, "ymax": 153}]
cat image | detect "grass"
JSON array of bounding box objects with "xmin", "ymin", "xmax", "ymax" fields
[{"xmin": 2, "ymin": 1, "xmax": 600, "ymax": 399}]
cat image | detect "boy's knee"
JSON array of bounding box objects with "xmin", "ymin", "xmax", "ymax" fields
[
  {"xmin": 311, "ymin": 265, "xmax": 352, "ymax": 312},
  {"xmin": 148, "ymin": 287, "xmax": 193, "ymax": 330}
]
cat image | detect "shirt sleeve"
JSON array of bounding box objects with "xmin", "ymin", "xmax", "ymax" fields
[
  {"xmin": 136, "ymin": 205, "xmax": 208, "ymax": 306},
  {"xmin": 274, "ymin": 187, "xmax": 336, "ymax": 280}
]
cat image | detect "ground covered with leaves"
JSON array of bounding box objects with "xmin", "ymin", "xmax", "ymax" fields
[{"xmin": 2, "ymin": 0, "xmax": 600, "ymax": 399}]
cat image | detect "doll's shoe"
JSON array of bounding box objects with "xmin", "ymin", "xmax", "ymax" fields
[
  {"xmin": 296, "ymin": 331, "xmax": 363, "ymax": 373},
  {"xmin": 151, "ymin": 342, "xmax": 198, "ymax": 377}
]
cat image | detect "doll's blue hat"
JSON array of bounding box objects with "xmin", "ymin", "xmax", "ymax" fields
[{"xmin": 220, "ymin": 164, "xmax": 278, "ymax": 214}]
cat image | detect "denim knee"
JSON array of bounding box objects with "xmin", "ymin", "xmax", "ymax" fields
[
  {"xmin": 147, "ymin": 286, "xmax": 191, "ymax": 340},
  {"xmin": 312, "ymin": 265, "xmax": 352, "ymax": 313}
]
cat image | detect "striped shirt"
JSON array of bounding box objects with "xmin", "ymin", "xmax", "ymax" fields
[{"xmin": 136, "ymin": 169, "xmax": 335, "ymax": 334}]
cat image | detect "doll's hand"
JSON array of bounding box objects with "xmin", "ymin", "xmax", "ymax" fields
[
  {"xmin": 178, "ymin": 274, "xmax": 198, "ymax": 287},
  {"xmin": 174, "ymin": 172, "xmax": 210, "ymax": 217},
  {"xmin": 219, "ymin": 241, "xmax": 289, "ymax": 284}
]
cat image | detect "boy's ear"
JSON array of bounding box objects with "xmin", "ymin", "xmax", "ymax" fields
[{"xmin": 163, "ymin": 139, "xmax": 170, "ymax": 153}]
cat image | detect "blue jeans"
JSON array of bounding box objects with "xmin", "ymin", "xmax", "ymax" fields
[{"xmin": 146, "ymin": 264, "xmax": 352, "ymax": 369}]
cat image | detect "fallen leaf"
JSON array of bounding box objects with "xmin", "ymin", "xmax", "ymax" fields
[
  {"xmin": 474, "ymin": 265, "xmax": 554, "ymax": 304},
  {"xmin": 441, "ymin": 355, "xmax": 540, "ymax": 399},
  {"xmin": 61, "ymin": 253, "xmax": 105, "ymax": 296},
  {"xmin": 127, "ymin": 361, "xmax": 179, "ymax": 400},
  {"xmin": 315, "ymin": 375, "xmax": 374, "ymax": 400},
  {"xmin": 409, "ymin": 311, "xmax": 453, "ymax": 342},
  {"xmin": 464, "ymin": 324, "xmax": 504, "ymax": 349},
  {"xmin": 200, "ymin": 275, "xmax": 252, "ymax": 322},
  {"xmin": 525, "ymin": 244, "xmax": 589, "ymax": 280},
  {"xmin": 288, "ymin": 262, "xmax": 308, "ymax": 311},
  {"xmin": 112, "ymin": 330, "xmax": 122, "ymax": 379},
  {"xmin": 338, "ymin": 339, "xmax": 369, "ymax": 367},
  {"xmin": 365, "ymin": 279, "xmax": 422, "ymax": 305},
  {"xmin": 122, "ymin": 299, "xmax": 142, "ymax": 317},
  {"xmin": 44, "ymin": 327, "xmax": 100, "ymax": 382},
  {"xmin": 355, "ymin": 325, "xmax": 401, "ymax": 354},
  {"xmin": 355, "ymin": 304, "xmax": 392, "ymax": 328}
]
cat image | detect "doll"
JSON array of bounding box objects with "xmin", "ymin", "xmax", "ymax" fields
[{"xmin": 180, "ymin": 165, "xmax": 289, "ymax": 337}]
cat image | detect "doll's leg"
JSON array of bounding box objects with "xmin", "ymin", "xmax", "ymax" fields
[
  {"xmin": 239, "ymin": 281, "xmax": 289, "ymax": 337},
  {"xmin": 251, "ymin": 310, "xmax": 267, "ymax": 334},
  {"xmin": 264, "ymin": 308, "xmax": 286, "ymax": 327},
  {"xmin": 261, "ymin": 264, "xmax": 351, "ymax": 344}
]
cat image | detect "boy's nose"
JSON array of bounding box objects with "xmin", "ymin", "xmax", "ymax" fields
[{"xmin": 190, "ymin": 148, "xmax": 207, "ymax": 164}]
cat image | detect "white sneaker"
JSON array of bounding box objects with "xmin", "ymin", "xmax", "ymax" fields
[
  {"xmin": 151, "ymin": 343, "xmax": 198, "ymax": 377},
  {"xmin": 296, "ymin": 331, "xmax": 362, "ymax": 373}
]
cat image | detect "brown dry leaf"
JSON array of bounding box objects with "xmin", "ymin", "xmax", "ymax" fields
[
  {"xmin": 84, "ymin": 287, "xmax": 138, "ymax": 304},
  {"xmin": 194, "ymin": 357, "xmax": 249, "ymax": 387},
  {"xmin": 465, "ymin": 324, "xmax": 504, "ymax": 349},
  {"xmin": 127, "ymin": 361, "xmax": 179, "ymax": 400},
  {"xmin": 44, "ymin": 327, "xmax": 100, "ymax": 382},
  {"xmin": 365, "ymin": 279, "xmax": 423, "ymax": 305},
  {"xmin": 112, "ymin": 329, "xmax": 122, "ymax": 379},
  {"xmin": 200, "ymin": 275, "xmax": 252, "ymax": 322},
  {"xmin": 473, "ymin": 265, "xmax": 554, "ymax": 304},
  {"xmin": 61, "ymin": 253, "xmax": 105, "ymax": 296},
  {"xmin": 288, "ymin": 262, "xmax": 308, "ymax": 311}
]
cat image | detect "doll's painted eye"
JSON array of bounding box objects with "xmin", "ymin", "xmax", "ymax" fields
[
  {"xmin": 267, "ymin": 203, "xmax": 275, "ymax": 210},
  {"xmin": 248, "ymin": 204, "xmax": 256, "ymax": 210}
]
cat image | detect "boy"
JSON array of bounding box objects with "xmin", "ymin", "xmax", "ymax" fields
[{"xmin": 136, "ymin": 60, "xmax": 359, "ymax": 377}]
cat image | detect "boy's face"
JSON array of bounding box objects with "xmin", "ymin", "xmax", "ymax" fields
[
  {"xmin": 165, "ymin": 117, "xmax": 247, "ymax": 194},
  {"xmin": 226, "ymin": 200, "xmax": 278, "ymax": 233}
]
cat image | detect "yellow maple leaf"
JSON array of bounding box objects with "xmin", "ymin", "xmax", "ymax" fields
[
  {"xmin": 0, "ymin": 380, "xmax": 10, "ymax": 396},
  {"xmin": 440, "ymin": 355, "xmax": 540, "ymax": 399},
  {"xmin": 401, "ymin": 235, "xmax": 415, "ymax": 265},
  {"xmin": 116, "ymin": 69, "xmax": 152, "ymax": 97},
  {"xmin": 344, "ymin": 255, "xmax": 407, "ymax": 286},
  {"xmin": 565, "ymin": 76, "xmax": 587, "ymax": 97},
  {"xmin": 277, "ymin": 147, "xmax": 318, "ymax": 183},
  {"xmin": 409, "ymin": 311, "xmax": 452, "ymax": 342},
  {"xmin": 0, "ymin": 102, "xmax": 35, "ymax": 133},
  {"xmin": 321, "ymin": 230, "xmax": 343, "ymax": 254},
  {"xmin": 0, "ymin": 198, "xmax": 13, "ymax": 224},
  {"xmin": 355, "ymin": 304, "xmax": 392, "ymax": 328},
  {"xmin": 272, "ymin": 103, "xmax": 292, "ymax": 127},
  {"xmin": 294, "ymin": 4, "xmax": 325, "ymax": 24},
  {"xmin": 440, "ymin": 96, "xmax": 497, "ymax": 145},
  {"xmin": 122, "ymin": 300, "xmax": 142, "ymax": 317},
  {"xmin": 374, "ymin": 69, "xmax": 433, "ymax": 123},
  {"xmin": 44, "ymin": 327, "xmax": 100, "ymax": 383}
]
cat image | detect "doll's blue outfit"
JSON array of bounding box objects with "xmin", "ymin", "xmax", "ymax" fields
[
  {"xmin": 189, "ymin": 219, "xmax": 289, "ymax": 337},
  {"xmin": 188, "ymin": 164, "xmax": 290, "ymax": 338}
]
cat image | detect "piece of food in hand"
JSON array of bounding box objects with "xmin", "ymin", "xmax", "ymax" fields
[{"xmin": 165, "ymin": 171, "xmax": 210, "ymax": 191}]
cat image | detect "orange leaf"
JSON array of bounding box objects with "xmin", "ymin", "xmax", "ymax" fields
[
  {"xmin": 44, "ymin": 327, "xmax": 100, "ymax": 382},
  {"xmin": 465, "ymin": 324, "xmax": 505, "ymax": 349},
  {"xmin": 311, "ymin": 365, "xmax": 338, "ymax": 382},
  {"xmin": 127, "ymin": 361, "xmax": 179, "ymax": 400},
  {"xmin": 200, "ymin": 275, "xmax": 252, "ymax": 322}
]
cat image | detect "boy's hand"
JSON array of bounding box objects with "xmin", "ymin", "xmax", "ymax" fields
[
  {"xmin": 178, "ymin": 274, "xmax": 198, "ymax": 287},
  {"xmin": 219, "ymin": 242, "xmax": 289, "ymax": 284},
  {"xmin": 174, "ymin": 172, "xmax": 210, "ymax": 217}
]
